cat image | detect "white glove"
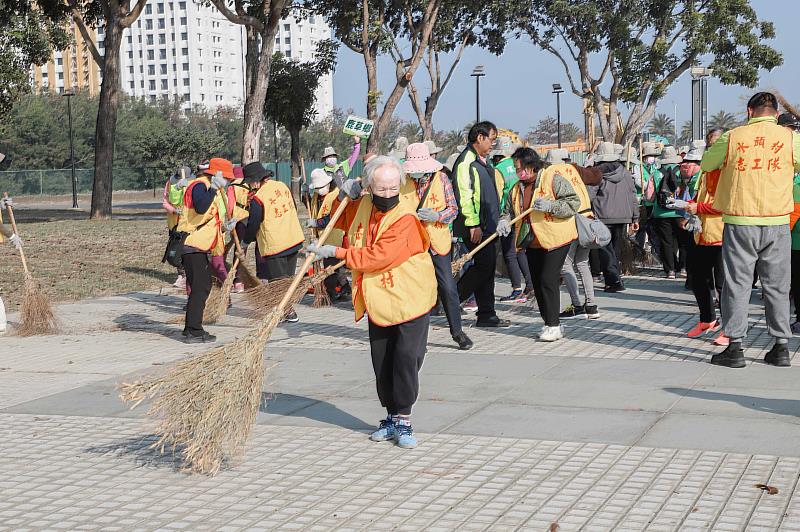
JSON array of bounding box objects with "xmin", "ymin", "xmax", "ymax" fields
[
  {"xmin": 307, "ymin": 242, "xmax": 337, "ymax": 259},
  {"xmin": 222, "ymin": 218, "xmax": 237, "ymax": 232},
  {"xmin": 496, "ymin": 217, "xmax": 512, "ymax": 237},
  {"xmin": 210, "ymin": 174, "xmax": 228, "ymax": 190},
  {"xmin": 666, "ymin": 198, "xmax": 689, "ymax": 210},
  {"xmin": 685, "ymin": 215, "xmax": 703, "ymax": 233},
  {"xmin": 339, "ymin": 179, "xmax": 362, "ymax": 200},
  {"xmin": 1, "ymin": 196, "xmax": 12, "ymax": 208},
  {"xmin": 175, "ymin": 177, "xmax": 189, "ymax": 189},
  {"xmin": 306, "ymin": 218, "xmax": 318, "ymax": 228},
  {"xmin": 174, "ymin": 207, "xmax": 183, "ymax": 216},
  {"xmin": 416, "ymin": 208, "xmax": 440, "ymax": 223},
  {"xmin": 8, "ymin": 233, "xmax": 21, "ymax": 249}
]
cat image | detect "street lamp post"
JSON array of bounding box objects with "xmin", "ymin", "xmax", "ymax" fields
[
  {"xmin": 470, "ymin": 66, "xmax": 485, "ymax": 123},
  {"xmin": 552, "ymin": 83, "xmax": 564, "ymax": 148},
  {"xmin": 691, "ymin": 66, "xmax": 713, "ymax": 141},
  {"xmin": 63, "ymin": 90, "xmax": 78, "ymax": 208}
]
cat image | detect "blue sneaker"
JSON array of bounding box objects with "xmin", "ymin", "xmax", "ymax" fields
[
  {"xmin": 394, "ymin": 423, "xmax": 417, "ymax": 449},
  {"xmin": 369, "ymin": 417, "xmax": 396, "ymax": 442}
]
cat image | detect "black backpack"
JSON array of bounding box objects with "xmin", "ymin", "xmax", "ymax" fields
[{"xmin": 162, "ymin": 228, "xmax": 188, "ymax": 268}]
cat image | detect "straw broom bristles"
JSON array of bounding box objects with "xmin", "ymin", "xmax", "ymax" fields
[
  {"xmin": 245, "ymin": 260, "xmax": 345, "ymax": 314},
  {"xmin": 3, "ymin": 195, "xmax": 59, "ymax": 336},
  {"xmin": 203, "ymin": 259, "xmax": 239, "ymax": 325},
  {"xmin": 119, "ymin": 309, "xmax": 280, "ymax": 475},
  {"xmin": 18, "ymin": 277, "xmax": 59, "ymax": 336},
  {"xmin": 311, "ymin": 261, "xmax": 331, "ymax": 308},
  {"xmin": 776, "ymin": 92, "xmax": 800, "ymax": 119}
]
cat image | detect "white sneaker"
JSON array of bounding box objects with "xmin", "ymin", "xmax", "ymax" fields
[{"xmin": 539, "ymin": 325, "xmax": 564, "ymax": 342}]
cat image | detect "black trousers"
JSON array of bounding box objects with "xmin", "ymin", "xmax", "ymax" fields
[
  {"xmin": 457, "ymin": 237, "xmax": 497, "ymax": 320},
  {"xmin": 183, "ymin": 252, "xmax": 211, "ymax": 335},
  {"xmin": 688, "ymin": 244, "xmax": 723, "ymax": 323},
  {"xmin": 368, "ymin": 313, "xmax": 430, "ymax": 416},
  {"xmin": 431, "ymin": 251, "xmax": 463, "ymax": 336},
  {"xmin": 598, "ymin": 223, "xmax": 626, "ymax": 286},
  {"xmin": 527, "ymin": 244, "xmax": 571, "ymax": 327},
  {"xmin": 322, "ymin": 256, "xmax": 349, "ymax": 298},
  {"xmin": 652, "ymin": 217, "xmax": 686, "ymax": 273},
  {"xmin": 792, "ymin": 250, "xmax": 800, "ymax": 322},
  {"xmin": 258, "ymin": 250, "xmax": 299, "ymax": 281},
  {"xmin": 501, "ymin": 234, "xmax": 533, "ymax": 290}
]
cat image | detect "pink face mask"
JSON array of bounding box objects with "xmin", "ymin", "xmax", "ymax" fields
[{"xmin": 517, "ymin": 169, "xmax": 534, "ymax": 182}]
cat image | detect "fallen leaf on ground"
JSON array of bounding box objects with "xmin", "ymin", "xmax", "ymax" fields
[{"xmin": 755, "ymin": 483, "xmax": 779, "ymax": 495}]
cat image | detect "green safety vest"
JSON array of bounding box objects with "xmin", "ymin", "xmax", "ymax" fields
[
  {"xmin": 168, "ymin": 183, "xmax": 184, "ymax": 207},
  {"xmin": 495, "ymin": 157, "xmax": 518, "ymax": 212}
]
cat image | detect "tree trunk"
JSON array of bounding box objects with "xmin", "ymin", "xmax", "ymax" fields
[
  {"xmin": 289, "ymin": 126, "xmax": 301, "ymax": 197},
  {"xmin": 240, "ymin": 20, "xmax": 279, "ymax": 164},
  {"xmin": 422, "ymin": 93, "xmax": 438, "ymax": 140},
  {"xmin": 244, "ymin": 28, "xmax": 258, "ymax": 98},
  {"xmin": 364, "ymin": 50, "xmax": 380, "ymax": 153},
  {"xmin": 89, "ymin": 22, "xmax": 122, "ymax": 219}
]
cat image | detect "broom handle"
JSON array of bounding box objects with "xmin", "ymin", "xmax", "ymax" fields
[
  {"xmin": 460, "ymin": 206, "xmax": 536, "ymax": 263},
  {"xmin": 3, "ymin": 192, "xmax": 31, "ymax": 277},
  {"xmin": 276, "ymin": 195, "xmax": 352, "ymax": 311}
]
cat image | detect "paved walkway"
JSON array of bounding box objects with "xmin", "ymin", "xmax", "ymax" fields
[{"xmin": 2, "ymin": 272, "xmax": 800, "ymax": 530}]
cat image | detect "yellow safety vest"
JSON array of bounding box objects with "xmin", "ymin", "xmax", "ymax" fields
[
  {"xmin": 317, "ymin": 189, "xmax": 345, "ymax": 247},
  {"xmin": 347, "ymin": 194, "xmax": 437, "ymax": 326},
  {"xmin": 178, "ymin": 177, "xmax": 221, "ymax": 252},
  {"xmin": 695, "ymin": 170, "xmax": 724, "ymax": 246},
  {"xmin": 713, "ymin": 121, "xmax": 794, "ymax": 217},
  {"xmin": 253, "ymin": 180, "xmax": 305, "ymax": 256},
  {"xmin": 529, "ymin": 164, "xmax": 579, "ymax": 250},
  {"xmin": 415, "ymin": 172, "xmax": 452, "ymax": 255},
  {"xmin": 230, "ymin": 179, "xmax": 251, "ymax": 221}
]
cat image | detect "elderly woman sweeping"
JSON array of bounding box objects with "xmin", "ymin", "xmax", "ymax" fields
[
  {"xmin": 0, "ymin": 195, "xmax": 22, "ymax": 335},
  {"xmin": 308, "ymin": 156, "xmax": 437, "ymax": 449}
]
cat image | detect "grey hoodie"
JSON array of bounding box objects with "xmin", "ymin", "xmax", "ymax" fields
[{"xmin": 589, "ymin": 162, "xmax": 639, "ymax": 224}]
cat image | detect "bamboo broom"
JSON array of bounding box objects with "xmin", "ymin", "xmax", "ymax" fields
[
  {"xmin": 451, "ymin": 206, "xmax": 535, "ymax": 276},
  {"xmin": 119, "ymin": 196, "xmax": 353, "ymax": 475},
  {"xmin": 301, "ymin": 157, "xmax": 331, "ymax": 308},
  {"xmin": 776, "ymin": 92, "xmax": 800, "ymax": 119},
  {"xmin": 3, "ymin": 193, "xmax": 59, "ymax": 336}
]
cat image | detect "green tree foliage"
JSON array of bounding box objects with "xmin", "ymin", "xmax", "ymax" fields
[
  {"xmin": 708, "ymin": 110, "xmax": 741, "ymax": 131},
  {"xmin": 0, "ymin": 1, "xmax": 70, "ymax": 112},
  {"xmin": 525, "ymin": 116, "xmax": 582, "ymax": 146},
  {"xmin": 0, "ymin": 91, "xmax": 238, "ymax": 190},
  {"xmin": 264, "ymin": 39, "xmax": 338, "ymax": 179},
  {"xmin": 522, "ymin": 0, "xmax": 783, "ymax": 144},
  {"xmin": 648, "ymin": 113, "xmax": 675, "ymax": 143}
]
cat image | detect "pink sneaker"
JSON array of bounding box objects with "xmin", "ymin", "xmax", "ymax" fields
[
  {"xmin": 713, "ymin": 332, "xmax": 730, "ymax": 346},
  {"xmin": 233, "ymin": 282, "xmax": 245, "ymax": 294},
  {"xmin": 173, "ymin": 274, "xmax": 186, "ymax": 289},
  {"xmin": 687, "ymin": 320, "xmax": 717, "ymax": 338}
]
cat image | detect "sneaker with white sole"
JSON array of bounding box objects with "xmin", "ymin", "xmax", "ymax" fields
[
  {"xmin": 584, "ymin": 305, "xmax": 600, "ymax": 319},
  {"xmin": 539, "ymin": 325, "xmax": 564, "ymax": 342},
  {"xmin": 499, "ymin": 289, "xmax": 527, "ymax": 303},
  {"xmin": 559, "ymin": 304, "xmax": 585, "ymax": 319},
  {"xmin": 394, "ymin": 422, "xmax": 417, "ymax": 449},
  {"xmin": 232, "ymin": 282, "xmax": 245, "ymax": 294},
  {"xmin": 370, "ymin": 417, "xmax": 396, "ymax": 442},
  {"xmin": 462, "ymin": 297, "xmax": 478, "ymax": 313},
  {"xmin": 173, "ymin": 274, "xmax": 186, "ymax": 289}
]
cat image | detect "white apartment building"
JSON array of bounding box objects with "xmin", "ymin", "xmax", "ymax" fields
[
  {"xmin": 116, "ymin": 0, "xmax": 245, "ymax": 110},
  {"xmin": 118, "ymin": 1, "xmax": 333, "ymax": 115},
  {"xmin": 271, "ymin": 10, "xmax": 334, "ymax": 118}
]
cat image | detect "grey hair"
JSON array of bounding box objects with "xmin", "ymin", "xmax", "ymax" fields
[{"xmin": 361, "ymin": 155, "xmax": 406, "ymax": 189}]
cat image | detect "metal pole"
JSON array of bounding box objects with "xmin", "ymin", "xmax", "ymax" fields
[
  {"xmin": 556, "ymin": 91, "xmax": 562, "ymax": 148},
  {"xmin": 273, "ymin": 120, "xmax": 279, "ymax": 181},
  {"xmin": 67, "ymin": 93, "xmax": 78, "ymax": 208},
  {"xmin": 475, "ymin": 76, "xmax": 480, "ymax": 123}
]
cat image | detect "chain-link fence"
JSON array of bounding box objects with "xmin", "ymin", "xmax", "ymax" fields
[{"xmin": 0, "ymin": 167, "xmax": 168, "ymax": 196}]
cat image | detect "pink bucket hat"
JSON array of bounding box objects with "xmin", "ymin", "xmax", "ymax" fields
[{"xmin": 403, "ymin": 142, "xmax": 443, "ymax": 174}]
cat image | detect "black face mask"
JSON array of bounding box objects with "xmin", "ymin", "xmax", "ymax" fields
[{"xmin": 372, "ymin": 194, "xmax": 400, "ymax": 212}]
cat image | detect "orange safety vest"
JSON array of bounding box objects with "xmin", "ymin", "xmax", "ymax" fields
[{"xmin": 695, "ymin": 169, "xmax": 724, "ymax": 246}]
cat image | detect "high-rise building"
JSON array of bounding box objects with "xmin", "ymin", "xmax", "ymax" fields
[
  {"xmin": 32, "ymin": 21, "xmax": 103, "ymax": 96},
  {"xmin": 118, "ymin": 0, "xmax": 246, "ymax": 110},
  {"xmin": 271, "ymin": 9, "xmax": 334, "ymax": 118},
  {"xmin": 32, "ymin": 4, "xmax": 333, "ymax": 117}
]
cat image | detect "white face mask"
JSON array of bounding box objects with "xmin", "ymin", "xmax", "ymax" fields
[
  {"xmin": 324, "ymin": 157, "xmax": 337, "ymax": 167},
  {"xmin": 317, "ymin": 185, "xmax": 330, "ymax": 196},
  {"xmin": 644, "ymin": 156, "xmax": 657, "ymax": 165}
]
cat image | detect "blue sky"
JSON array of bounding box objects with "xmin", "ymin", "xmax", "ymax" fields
[{"xmin": 331, "ymin": 0, "xmax": 796, "ymax": 136}]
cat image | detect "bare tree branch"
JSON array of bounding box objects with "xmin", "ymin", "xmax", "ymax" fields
[
  {"xmin": 207, "ymin": 0, "xmax": 264, "ymax": 31},
  {"xmin": 67, "ymin": 0, "xmax": 103, "ymax": 66},
  {"xmin": 120, "ymin": 0, "xmax": 148, "ymax": 27}
]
